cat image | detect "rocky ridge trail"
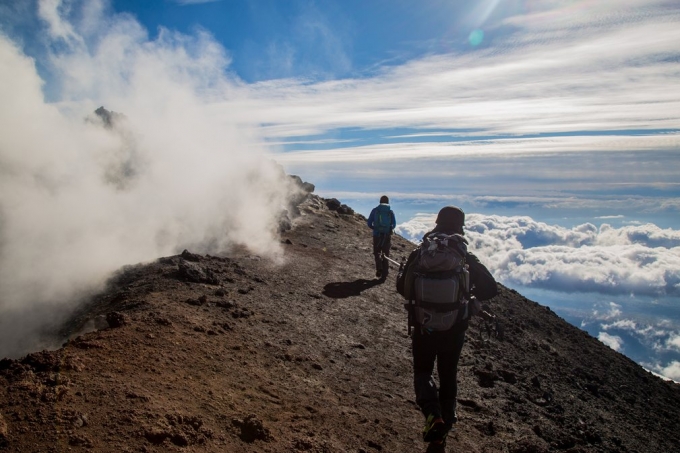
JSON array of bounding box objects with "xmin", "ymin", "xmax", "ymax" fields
[{"xmin": 1, "ymin": 194, "xmax": 679, "ymax": 453}]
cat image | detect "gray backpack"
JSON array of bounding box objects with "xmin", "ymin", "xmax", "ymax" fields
[{"xmin": 412, "ymin": 233, "xmax": 470, "ymax": 331}]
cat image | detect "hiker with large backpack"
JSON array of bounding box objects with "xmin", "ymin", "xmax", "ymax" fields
[
  {"xmin": 396, "ymin": 206, "xmax": 497, "ymax": 450},
  {"xmin": 367, "ymin": 195, "xmax": 397, "ymax": 280}
]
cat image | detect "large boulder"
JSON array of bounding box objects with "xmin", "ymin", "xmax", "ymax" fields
[
  {"xmin": 325, "ymin": 198, "xmax": 354, "ymax": 215},
  {"xmin": 326, "ymin": 198, "xmax": 342, "ymax": 210},
  {"xmin": 337, "ymin": 204, "xmax": 354, "ymax": 215},
  {"xmin": 288, "ymin": 175, "xmax": 315, "ymax": 195}
]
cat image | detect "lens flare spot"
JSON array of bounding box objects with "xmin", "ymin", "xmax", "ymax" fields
[{"xmin": 468, "ymin": 29, "xmax": 484, "ymax": 46}]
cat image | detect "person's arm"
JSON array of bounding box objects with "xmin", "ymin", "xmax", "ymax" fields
[
  {"xmin": 466, "ymin": 252, "xmax": 498, "ymax": 301},
  {"xmin": 367, "ymin": 208, "xmax": 376, "ymax": 229},
  {"xmin": 390, "ymin": 210, "xmax": 397, "ymax": 231},
  {"xmin": 397, "ymin": 247, "xmax": 420, "ymax": 300}
]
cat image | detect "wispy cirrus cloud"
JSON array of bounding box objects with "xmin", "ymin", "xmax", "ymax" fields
[
  {"xmin": 247, "ymin": 2, "xmax": 680, "ymax": 207},
  {"xmin": 230, "ymin": 2, "xmax": 680, "ymax": 143},
  {"xmin": 172, "ymin": 0, "xmax": 222, "ymax": 5},
  {"xmin": 275, "ymin": 134, "xmax": 680, "ymax": 162},
  {"xmin": 123, "ymin": 2, "xmax": 670, "ymax": 235}
]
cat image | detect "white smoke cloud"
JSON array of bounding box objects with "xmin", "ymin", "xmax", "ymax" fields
[
  {"xmin": 0, "ymin": 1, "xmax": 298, "ymax": 359},
  {"xmin": 396, "ymin": 213, "xmax": 680, "ymax": 297}
]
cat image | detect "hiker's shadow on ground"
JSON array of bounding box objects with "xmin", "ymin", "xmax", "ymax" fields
[{"xmin": 323, "ymin": 278, "xmax": 384, "ymax": 299}]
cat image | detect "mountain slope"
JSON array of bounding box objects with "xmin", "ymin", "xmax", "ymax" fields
[{"xmin": 1, "ymin": 194, "xmax": 679, "ymax": 453}]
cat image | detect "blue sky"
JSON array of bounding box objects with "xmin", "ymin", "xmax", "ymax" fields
[
  {"xmin": 110, "ymin": 0, "xmax": 496, "ymax": 82},
  {"xmin": 0, "ymin": 0, "xmax": 679, "ymax": 378}
]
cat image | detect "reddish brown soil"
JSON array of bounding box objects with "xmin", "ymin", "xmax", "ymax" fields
[{"xmin": 1, "ymin": 194, "xmax": 679, "ymax": 453}]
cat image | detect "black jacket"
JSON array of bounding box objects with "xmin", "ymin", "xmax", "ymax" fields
[{"xmin": 465, "ymin": 251, "xmax": 498, "ymax": 301}]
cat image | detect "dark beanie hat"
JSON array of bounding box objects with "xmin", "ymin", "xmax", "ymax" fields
[
  {"xmin": 435, "ymin": 206, "xmax": 465, "ymax": 229},
  {"xmin": 380, "ymin": 195, "xmax": 389, "ymax": 204}
]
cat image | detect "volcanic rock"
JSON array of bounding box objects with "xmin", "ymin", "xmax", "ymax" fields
[{"xmin": 1, "ymin": 193, "xmax": 679, "ymax": 452}]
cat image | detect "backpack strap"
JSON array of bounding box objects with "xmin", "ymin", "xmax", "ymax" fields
[
  {"xmin": 416, "ymin": 300, "xmax": 462, "ymax": 312},
  {"xmin": 415, "ymin": 269, "xmax": 458, "ymax": 279}
]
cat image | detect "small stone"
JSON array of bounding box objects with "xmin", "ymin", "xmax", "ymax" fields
[
  {"xmin": 106, "ymin": 312, "xmax": 129, "ymax": 328},
  {"xmin": 0, "ymin": 412, "xmax": 8, "ymax": 440}
]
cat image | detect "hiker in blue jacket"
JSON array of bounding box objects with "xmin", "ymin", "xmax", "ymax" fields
[{"xmin": 367, "ymin": 195, "xmax": 396, "ymax": 280}]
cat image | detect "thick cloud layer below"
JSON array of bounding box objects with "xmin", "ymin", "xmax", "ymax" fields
[
  {"xmin": 0, "ymin": 3, "xmax": 298, "ymax": 358},
  {"xmin": 397, "ymin": 214, "xmax": 680, "ymax": 297},
  {"xmin": 396, "ymin": 213, "xmax": 680, "ymax": 381}
]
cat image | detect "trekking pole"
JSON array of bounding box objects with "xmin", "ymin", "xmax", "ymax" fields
[
  {"xmin": 380, "ymin": 252, "xmax": 401, "ymax": 267},
  {"xmin": 480, "ymin": 310, "xmax": 498, "ymax": 339}
]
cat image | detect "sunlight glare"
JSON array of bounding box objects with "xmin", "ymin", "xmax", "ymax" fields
[{"xmin": 468, "ymin": 29, "xmax": 484, "ymax": 46}]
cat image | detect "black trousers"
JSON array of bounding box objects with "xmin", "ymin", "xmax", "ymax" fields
[
  {"xmin": 372, "ymin": 234, "xmax": 391, "ymax": 273},
  {"xmin": 412, "ymin": 322, "xmax": 467, "ymax": 426}
]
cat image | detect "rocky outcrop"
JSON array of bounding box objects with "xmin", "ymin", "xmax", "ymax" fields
[
  {"xmin": 278, "ymin": 174, "xmax": 316, "ymax": 232},
  {"xmin": 325, "ymin": 197, "xmax": 354, "ymax": 215},
  {"xmin": 93, "ymin": 106, "xmax": 126, "ymax": 129}
]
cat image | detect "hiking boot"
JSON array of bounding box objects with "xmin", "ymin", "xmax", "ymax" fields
[
  {"xmin": 442, "ymin": 407, "xmax": 457, "ymax": 427},
  {"xmin": 422, "ymin": 414, "xmax": 446, "ymax": 443},
  {"xmin": 426, "ymin": 436, "xmax": 447, "ymax": 452},
  {"xmin": 375, "ymin": 270, "xmax": 382, "ymax": 278},
  {"xmin": 443, "ymin": 413, "xmax": 457, "ymax": 428}
]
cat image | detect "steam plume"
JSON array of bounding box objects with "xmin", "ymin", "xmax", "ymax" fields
[{"xmin": 0, "ymin": 1, "xmax": 298, "ymax": 358}]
